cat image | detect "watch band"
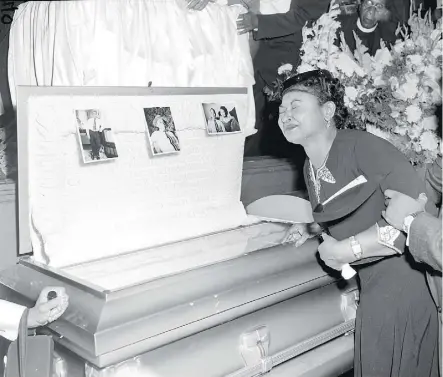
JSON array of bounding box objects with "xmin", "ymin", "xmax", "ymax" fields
[{"xmin": 349, "ymin": 236, "xmax": 363, "ymax": 259}]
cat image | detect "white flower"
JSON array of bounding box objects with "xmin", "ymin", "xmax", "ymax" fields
[
  {"xmin": 405, "ymin": 104, "xmax": 422, "ymax": 123},
  {"xmin": 420, "ymin": 116, "xmax": 438, "ymax": 131},
  {"xmin": 278, "ymin": 64, "xmax": 293, "ymax": 75},
  {"xmin": 334, "ymin": 53, "xmax": 365, "ymax": 77},
  {"xmin": 345, "ymin": 86, "xmax": 359, "ymax": 101},
  {"xmin": 366, "ymin": 125, "xmax": 391, "ymax": 141},
  {"xmin": 297, "ymin": 63, "xmax": 316, "ymax": 74},
  {"xmin": 405, "ymin": 39, "xmax": 415, "ymax": 50},
  {"xmin": 373, "ymin": 76, "xmax": 386, "ymax": 86},
  {"xmin": 424, "ymin": 65, "xmax": 442, "ymax": 82},
  {"xmin": 407, "ymin": 54, "xmax": 423, "ymax": 66},
  {"xmin": 420, "ymin": 131, "xmax": 439, "ymax": 151},
  {"xmin": 394, "ymin": 74, "xmax": 419, "ymax": 101},
  {"xmin": 394, "ymin": 125, "xmax": 408, "ymax": 136},
  {"xmin": 389, "ymin": 77, "xmax": 400, "ymax": 91},
  {"xmin": 393, "ymin": 41, "xmax": 405, "ymax": 54},
  {"xmin": 407, "ymin": 124, "xmax": 422, "ymax": 139},
  {"xmin": 317, "ymin": 61, "xmax": 328, "ymax": 70},
  {"xmin": 373, "ymin": 47, "xmax": 393, "ymax": 66}
]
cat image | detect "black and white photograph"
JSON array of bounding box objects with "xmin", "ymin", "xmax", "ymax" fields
[
  {"xmin": 143, "ymin": 107, "xmax": 180, "ymax": 155},
  {"xmin": 75, "ymin": 109, "xmax": 118, "ymax": 163},
  {"xmin": 202, "ymin": 103, "xmax": 241, "ymax": 135}
]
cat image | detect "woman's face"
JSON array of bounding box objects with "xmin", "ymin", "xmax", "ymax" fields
[
  {"xmin": 156, "ymin": 118, "xmax": 166, "ymax": 131},
  {"xmin": 278, "ymin": 90, "xmax": 327, "ymax": 145},
  {"xmin": 210, "ymin": 109, "xmax": 216, "ymax": 118}
]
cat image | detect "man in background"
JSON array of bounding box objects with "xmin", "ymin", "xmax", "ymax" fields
[
  {"xmin": 383, "ymin": 154, "xmax": 442, "ymax": 375},
  {"xmin": 338, "ymin": 0, "xmax": 398, "ymax": 56},
  {"xmin": 237, "ymin": 0, "xmax": 331, "ymax": 157},
  {"xmin": 238, "ymin": 0, "xmax": 404, "ymax": 157}
]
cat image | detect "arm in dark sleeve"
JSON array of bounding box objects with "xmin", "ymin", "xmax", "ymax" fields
[
  {"xmin": 255, "ymin": 0, "xmax": 330, "ymax": 40},
  {"xmin": 409, "ymin": 212, "xmax": 442, "ymax": 271},
  {"xmin": 356, "ymin": 132, "xmax": 426, "ymax": 253},
  {"xmin": 425, "ymin": 154, "xmax": 442, "ymax": 209}
]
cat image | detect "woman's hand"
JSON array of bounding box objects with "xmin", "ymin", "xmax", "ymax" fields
[
  {"xmin": 28, "ymin": 287, "xmax": 69, "ymax": 328},
  {"xmin": 318, "ymin": 234, "xmax": 355, "ymax": 271},
  {"xmin": 283, "ymin": 223, "xmax": 315, "ymax": 247}
]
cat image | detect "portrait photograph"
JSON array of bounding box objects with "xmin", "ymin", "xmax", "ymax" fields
[
  {"xmin": 143, "ymin": 107, "xmax": 181, "ymax": 156},
  {"xmin": 202, "ymin": 103, "xmax": 241, "ymax": 135},
  {"xmin": 75, "ymin": 109, "xmax": 119, "ymax": 164}
]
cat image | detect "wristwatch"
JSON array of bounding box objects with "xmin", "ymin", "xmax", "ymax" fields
[
  {"xmin": 349, "ymin": 236, "xmax": 363, "ymax": 259},
  {"xmin": 403, "ymin": 211, "xmax": 424, "ymax": 234}
]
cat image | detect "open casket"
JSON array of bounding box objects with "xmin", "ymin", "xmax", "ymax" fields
[{"xmin": 0, "ymin": 86, "xmax": 357, "ymax": 377}]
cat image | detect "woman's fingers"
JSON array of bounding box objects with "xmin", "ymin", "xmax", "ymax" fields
[
  {"xmin": 283, "ymin": 224, "xmax": 305, "ymax": 244},
  {"xmin": 295, "ymin": 232, "xmax": 310, "ymax": 247}
]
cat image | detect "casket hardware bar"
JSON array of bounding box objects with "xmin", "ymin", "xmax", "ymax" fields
[
  {"xmin": 340, "ymin": 288, "xmax": 359, "ymax": 322},
  {"xmin": 239, "ymin": 325, "xmax": 273, "ymax": 373},
  {"xmin": 228, "ymin": 320, "xmax": 355, "ymax": 377}
]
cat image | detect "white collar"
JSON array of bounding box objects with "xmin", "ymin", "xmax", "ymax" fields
[{"xmin": 357, "ymin": 18, "xmax": 378, "ymax": 33}]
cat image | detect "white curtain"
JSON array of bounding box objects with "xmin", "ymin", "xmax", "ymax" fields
[{"xmin": 7, "ymin": 0, "xmax": 256, "ymax": 133}]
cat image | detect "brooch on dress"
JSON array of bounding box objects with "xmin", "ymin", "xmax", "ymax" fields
[{"xmin": 309, "ymin": 161, "xmax": 336, "ymax": 203}]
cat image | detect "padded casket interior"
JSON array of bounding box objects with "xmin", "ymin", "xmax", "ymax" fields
[
  {"xmin": 24, "ymin": 91, "xmax": 253, "ymax": 268},
  {"xmin": 60, "ymin": 222, "xmax": 288, "ymax": 291}
]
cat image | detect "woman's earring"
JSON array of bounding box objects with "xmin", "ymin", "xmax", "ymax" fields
[{"xmin": 325, "ymin": 118, "xmax": 331, "ymax": 128}]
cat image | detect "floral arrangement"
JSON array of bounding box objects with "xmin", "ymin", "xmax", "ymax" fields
[{"xmin": 266, "ymin": 3, "xmax": 442, "ymax": 166}]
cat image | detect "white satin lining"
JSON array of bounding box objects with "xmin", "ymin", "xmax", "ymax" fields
[{"xmin": 8, "ymin": 0, "xmax": 256, "ymax": 135}]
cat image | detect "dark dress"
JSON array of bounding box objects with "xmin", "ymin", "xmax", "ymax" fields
[{"xmin": 303, "ymin": 130, "xmax": 439, "ymax": 377}]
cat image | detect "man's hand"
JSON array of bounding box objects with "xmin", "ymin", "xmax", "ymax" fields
[
  {"xmin": 187, "ymin": 0, "xmax": 211, "ymax": 11},
  {"xmin": 28, "ymin": 287, "xmax": 69, "ymax": 328},
  {"xmin": 382, "ymin": 190, "xmax": 428, "ymax": 231},
  {"xmin": 318, "ymin": 234, "xmax": 355, "ymax": 271},
  {"xmin": 236, "ymin": 12, "xmax": 259, "ymax": 34}
]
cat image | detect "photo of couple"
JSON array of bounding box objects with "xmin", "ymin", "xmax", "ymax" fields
[{"xmin": 202, "ymin": 103, "xmax": 241, "ymax": 135}]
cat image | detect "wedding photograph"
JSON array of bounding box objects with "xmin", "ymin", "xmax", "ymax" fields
[
  {"xmin": 75, "ymin": 109, "xmax": 119, "ymax": 163},
  {"xmin": 202, "ymin": 103, "xmax": 241, "ymax": 135},
  {"xmin": 143, "ymin": 107, "xmax": 181, "ymax": 155}
]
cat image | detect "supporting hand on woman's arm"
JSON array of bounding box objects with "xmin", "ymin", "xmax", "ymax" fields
[{"xmin": 318, "ymin": 225, "xmax": 400, "ymax": 271}]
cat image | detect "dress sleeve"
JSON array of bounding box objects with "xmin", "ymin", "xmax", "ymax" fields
[
  {"xmin": 255, "ymin": 0, "xmax": 330, "ymax": 40},
  {"xmin": 355, "ymin": 132, "xmax": 427, "ymax": 253}
]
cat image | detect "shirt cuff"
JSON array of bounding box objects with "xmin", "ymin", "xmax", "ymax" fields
[{"xmin": 0, "ymin": 301, "xmax": 27, "ymax": 341}]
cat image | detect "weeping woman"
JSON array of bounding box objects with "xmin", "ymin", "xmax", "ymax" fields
[{"xmin": 276, "ymin": 69, "xmax": 439, "ymax": 377}]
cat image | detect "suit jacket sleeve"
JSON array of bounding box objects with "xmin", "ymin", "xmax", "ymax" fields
[
  {"xmin": 425, "ymin": 154, "xmax": 442, "ymax": 209},
  {"xmin": 255, "ymin": 0, "xmax": 330, "ymax": 40},
  {"xmin": 355, "ymin": 132, "xmax": 426, "ymax": 253},
  {"xmin": 0, "ymin": 300, "xmax": 26, "ymax": 341},
  {"xmin": 409, "ymin": 213, "xmax": 442, "ymax": 272}
]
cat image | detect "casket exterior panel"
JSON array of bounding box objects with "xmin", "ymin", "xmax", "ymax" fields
[{"xmin": 0, "ymin": 235, "xmax": 356, "ymax": 368}]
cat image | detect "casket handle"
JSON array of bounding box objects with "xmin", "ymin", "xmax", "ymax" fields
[{"xmin": 239, "ymin": 325, "xmax": 273, "ymax": 373}]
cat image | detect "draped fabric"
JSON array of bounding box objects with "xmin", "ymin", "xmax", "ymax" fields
[{"xmin": 7, "ymin": 0, "xmax": 255, "ymax": 131}]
